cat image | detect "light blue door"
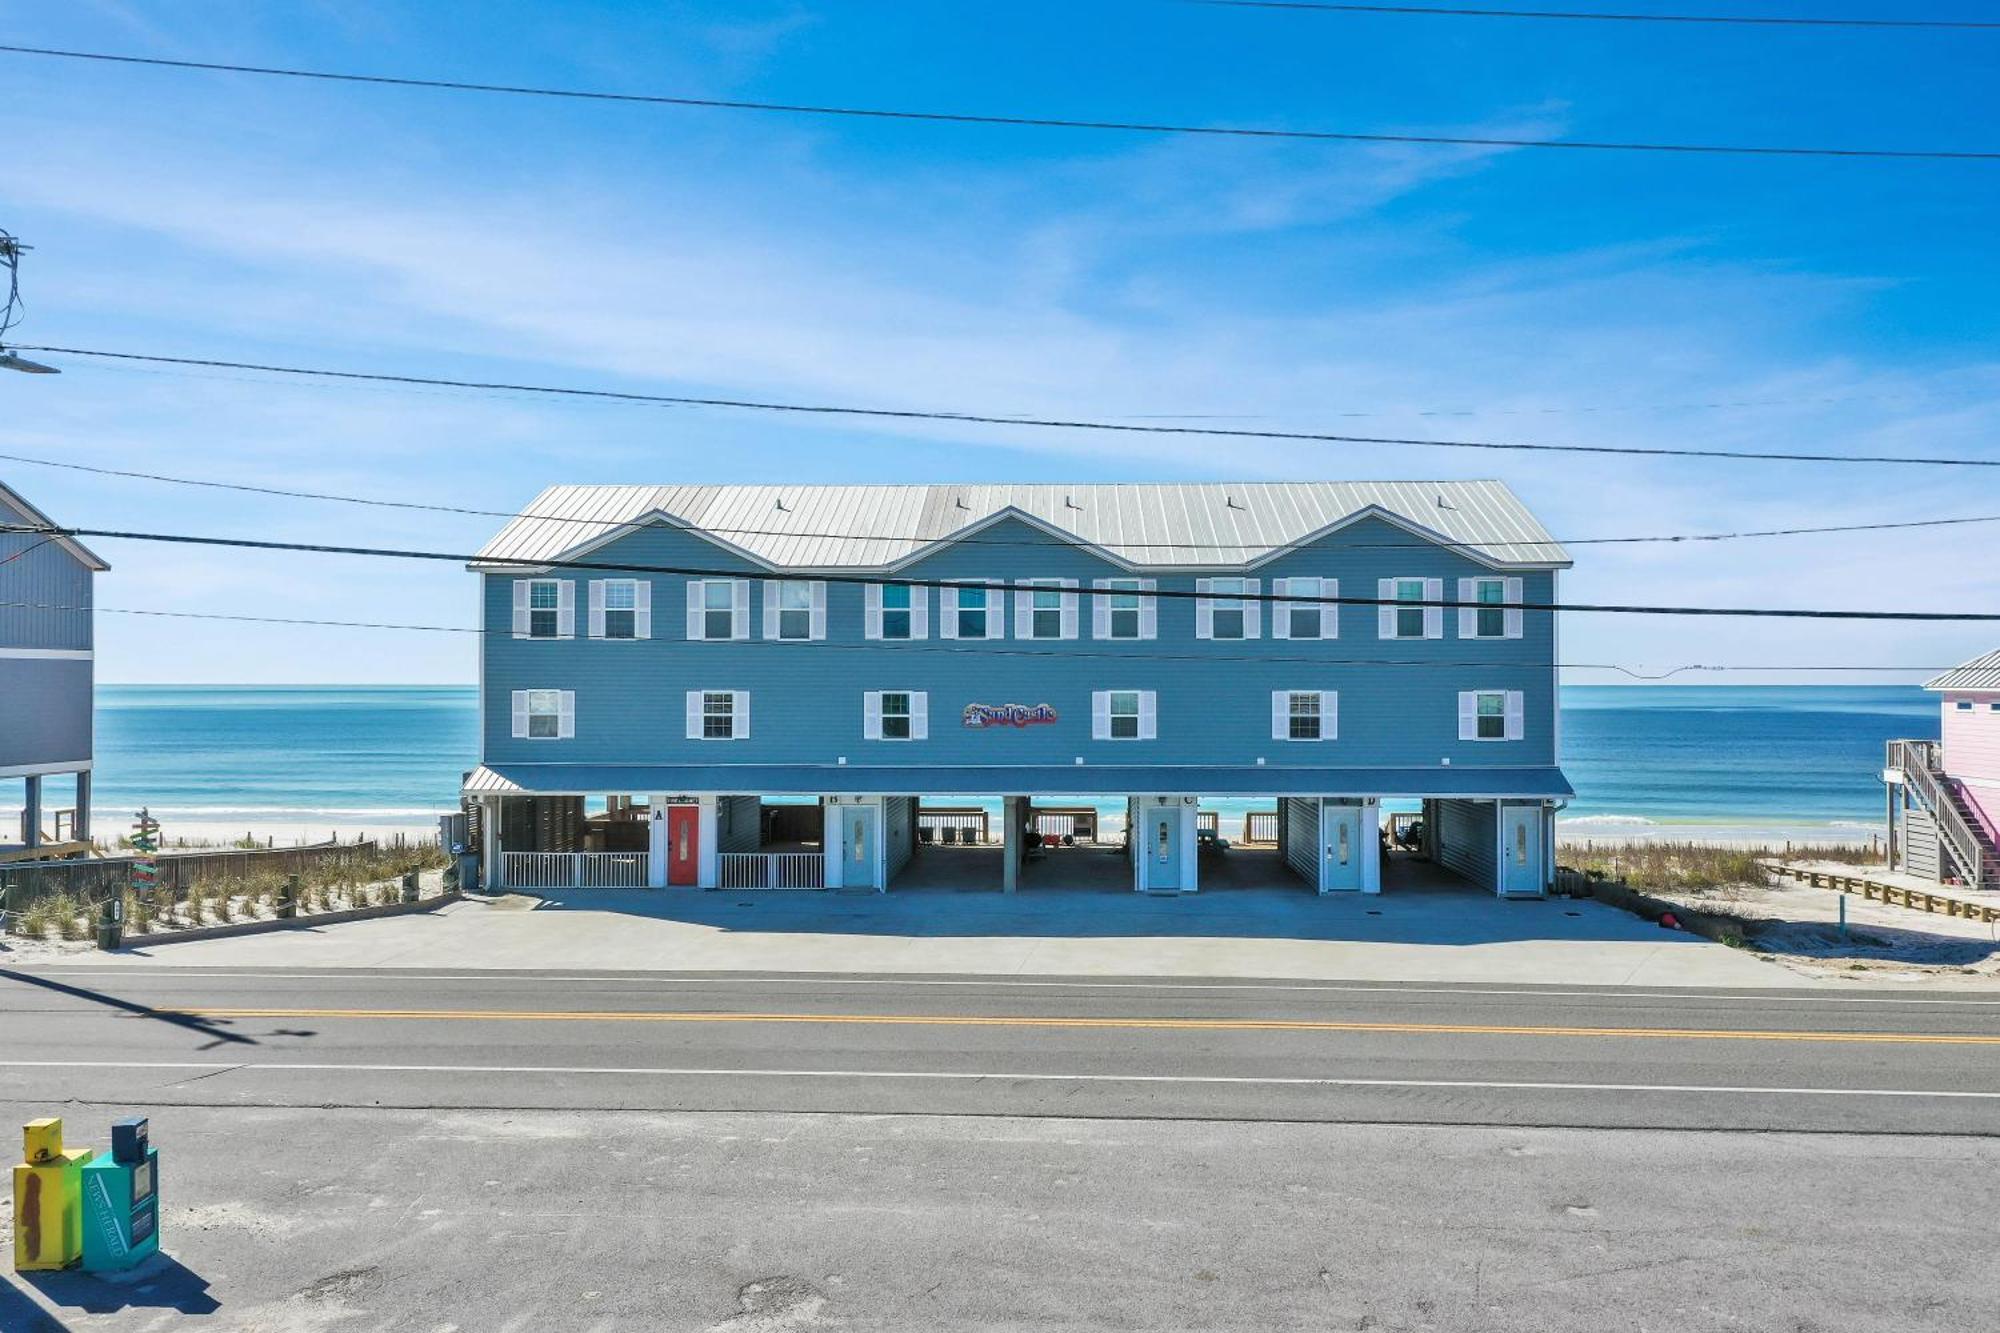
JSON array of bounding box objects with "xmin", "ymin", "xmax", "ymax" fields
[
  {"xmin": 1499, "ymin": 805, "xmax": 1543, "ymax": 896},
  {"xmin": 1321, "ymin": 804, "xmax": 1364, "ymax": 892},
  {"xmin": 1144, "ymin": 806, "xmax": 1181, "ymax": 891},
  {"xmin": 844, "ymin": 806, "xmax": 879, "ymax": 890}
]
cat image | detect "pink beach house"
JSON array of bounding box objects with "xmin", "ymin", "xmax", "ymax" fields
[{"xmin": 1885, "ymin": 648, "xmax": 2000, "ymax": 891}]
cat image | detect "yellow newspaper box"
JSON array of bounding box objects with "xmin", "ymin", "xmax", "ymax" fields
[{"xmin": 13, "ymin": 1117, "xmax": 94, "ymax": 1271}]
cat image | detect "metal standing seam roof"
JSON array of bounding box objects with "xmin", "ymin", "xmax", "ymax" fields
[
  {"xmin": 468, "ymin": 482, "xmax": 1571, "ymax": 573},
  {"xmin": 1927, "ymin": 648, "xmax": 2000, "ymax": 692}
]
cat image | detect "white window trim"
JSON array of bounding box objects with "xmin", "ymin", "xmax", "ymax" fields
[
  {"xmin": 1271, "ymin": 577, "xmax": 1338, "ymax": 641},
  {"xmin": 940, "ymin": 579, "xmax": 1006, "ymax": 641},
  {"xmin": 863, "ymin": 689, "xmax": 929, "ymax": 741},
  {"xmin": 1013, "ymin": 578, "xmax": 1080, "ymax": 641},
  {"xmin": 511, "ymin": 688, "xmax": 575, "ymax": 740},
  {"xmin": 1092, "ymin": 689, "xmax": 1157, "ymax": 741},
  {"xmin": 1271, "ymin": 689, "xmax": 1337, "ymax": 742},
  {"xmin": 685, "ymin": 578, "xmax": 751, "ymax": 642},
  {"xmin": 865, "ymin": 584, "xmax": 929, "ymax": 641},
  {"xmin": 587, "ymin": 578, "xmax": 651, "ymax": 640},
  {"xmin": 762, "ymin": 579, "xmax": 827, "ymax": 642},
  {"xmin": 1457, "ymin": 576, "xmax": 1524, "ymax": 640},
  {"xmin": 686, "ymin": 689, "xmax": 750, "ymax": 740},
  {"xmin": 1458, "ymin": 690, "xmax": 1525, "ymax": 742},
  {"xmin": 1379, "ymin": 576, "xmax": 1444, "ymax": 640},
  {"xmin": 1195, "ymin": 578, "xmax": 1261, "ymax": 641},
  {"xmin": 1091, "ymin": 578, "xmax": 1157, "ymax": 640},
  {"xmin": 513, "ymin": 578, "xmax": 574, "ymax": 640}
]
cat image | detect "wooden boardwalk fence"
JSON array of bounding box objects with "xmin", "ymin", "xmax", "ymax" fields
[
  {"xmin": 1764, "ymin": 862, "xmax": 2000, "ymax": 925},
  {"xmin": 0, "ymin": 840, "xmax": 382, "ymax": 910}
]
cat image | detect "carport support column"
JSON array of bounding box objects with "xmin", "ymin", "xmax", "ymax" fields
[
  {"xmin": 698, "ymin": 796, "xmax": 719, "ymax": 889},
  {"xmin": 480, "ymin": 794, "xmax": 502, "ymax": 890},
  {"xmin": 21, "ymin": 775, "xmax": 40, "ymax": 849},
  {"xmin": 1002, "ymin": 795, "xmax": 1024, "ymax": 893},
  {"xmin": 73, "ymin": 771, "xmax": 91, "ymax": 843}
]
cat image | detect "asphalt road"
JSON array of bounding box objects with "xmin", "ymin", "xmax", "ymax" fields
[
  {"xmin": 5, "ymin": 966, "xmax": 2000, "ymax": 1330},
  {"xmin": 7, "ymin": 965, "xmax": 2000, "ymax": 1133}
]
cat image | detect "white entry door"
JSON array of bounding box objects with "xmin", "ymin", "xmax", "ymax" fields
[
  {"xmin": 843, "ymin": 805, "xmax": 880, "ymax": 890},
  {"xmin": 1143, "ymin": 806, "xmax": 1183, "ymax": 892},
  {"xmin": 1321, "ymin": 804, "xmax": 1365, "ymax": 892},
  {"xmin": 1499, "ymin": 805, "xmax": 1544, "ymax": 897}
]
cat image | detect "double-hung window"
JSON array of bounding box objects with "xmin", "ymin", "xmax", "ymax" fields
[
  {"xmin": 1459, "ymin": 690, "xmax": 1523, "ymax": 742},
  {"xmin": 1272, "ymin": 577, "xmax": 1337, "ymax": 640},
  {"xmin": 1379, "ymin": 577, "xmax": 1442, "ymax": 640},
  {"xmin": 1015, "ymin": 579, "xmax": 1078, "ymax": 640},
  {"xmin": 1092, "ymin": 689, "xmax": 1157, "ymax": 740},
  {"xmin": 942, "ymin": 581, "xmax": 1004, "ymax": 640},
  {"xmin": 863, "ymin": 690, "xmax": 929, "ymax": 740},
  {"xmin": 513, "ymin": 578, "xmax": 573, "ymax": 639},
  {"xmin": 1092, "ymin": 578, "xmax": 1155, "ymax": 640},
  {"xmin": 1458, "ymin": 577, "xmax": 1522, "ymax": 640},
  {"xmin": 687, "ymin": 579, "xmax": 747, "ymax": 641},
  {"xmin": 686, "ymin": 689, "xmax": 750, "ymax": 740},
  {"xmin": 866, "ymin": 583, "xmax": 926, "ymax": 640},
  {"xmin": 588, "ymin": 578, "xmax": 650, "ymax": 640},
  {"xmin": 1272, "ymin": 690, "xmax": 1337, "ymax": 741},
  {"xmin": 509, "ymin": 688, "xmax": 574, "ymax": 739},
  {"xmin": 1197, "ymin": 577, "xmax": 1260, "ymax": 640},
  {"xmin": 764, "ymin": 580, "xmax": 824, "ymax": 641}
]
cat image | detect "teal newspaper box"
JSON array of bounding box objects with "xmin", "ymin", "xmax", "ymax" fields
[{"xmin": 81, "ymin": 1117, "xmax": 158, "ymax": 1271}]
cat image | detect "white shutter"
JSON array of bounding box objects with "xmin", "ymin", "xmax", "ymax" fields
[
  {"xmin": 863, "ymin": 691, "xmax": 883, "ymax": 740},
  {"xmin": 556, "ymin": 580, "xmax": 576, "ymax": 639},
  {"xmin": 1138, "ymin": 580, "xmax": 1157, "ymax": 639},
  {"xmin": 1505, "ymin": 691, "xmax": 1525, "ymax": 741},
  {"xmin": 555, "ymin": 691, "xmax": 575, "ymax": 740},
  {"xmin": 1270, "ymin": 579, "xmax": 1290, "ymax": 640},
  {"xmin": 1091, "ymin": 583, "xmax": 1109, "ymax": 639},
  {"xmin": 1092, "ymin": 690, "xmax": 1111, "ymax": 740},
  {"xmin": 986, "ymin": 581, "xmax": 1005, "ymax": 639},
  {"xmin": 1505, "ymin": 577, "xmax": 1524, "ymax": 640},
  {"xmin": 1195, "ymin": 580, "xmax": 1213, "ymax": 640},
  {"xmin": 1242, "ymin": 578, "xmax": 1261, "ymax": 639},
  {"xmin": 588, "ymin": 580, "xmax": 606, "ymax": 639},
  {"xmin": 511, "ymin": 690, "xmax": 530, "ymax": 738},
  {"xmin": 762, "ymin": 580, "xmax": 780, "ymax": 640},
  {"xmin": 1320, "ymin": 578, "xmax": 1339, "ymax": 639},
  {"xmin": 685, "ymin": 691, "xmax": 703, "ymax": 739},
  {"xmin": 733, "ymin": 690, "xmax": 751, "ymax": 739},
  {"xmin": 1377, "ymin": 578, "xmax": 1396, "ymax": 639},
  {"xmin": 1457, "ymin": 577, "xmax": 1476, "ymax": 639},
  {"xmin": 910, "ymin": 586, "xmax": 929, "ymax": 640},
  {"xmin": 810, "ymin": 582, "xmax": 827, "ymax": 640},
  {"xmin": 1060, "ymin": 582, "xmax": 1078, "ymax": 640},
  {"xmin": 1138, "ymin": 691, "xmax": 1157, "ymax": 740},
  {"xmin": 1014, "ymin": 584, "xmax": 1032, "ymax": 639},
  {"xmin": 1458, "ymin": 692, "xmax": 1478, "ymax": 741},
  {"xmin": 512, "ymin": 581, "xmax": 530, "ymax": 638},
  {"xmin": 1322, "ymin": 690, "xmax": 1338, "ymax": 741},
  {"xmin": 865, "ymin": 584, "xmax": 883, "ymax": 640},
  {"xmin": 910, "ymin": 691, "xmax": 929, "ymax": 740},
  {"xmin": 686, "ymin": 581, "xmax": 704, "ymax": 641},
  {"xmin": 1424, "ymin": 578, "xmax": 1444, "ymax": 640},
  {"xmin": 939, "ymin": 584, "xmax": 959, "ymax": 639},
  {"xmin": 634, "ymin": 581, "xmax": 652, "ymax": 639},
  {"xmin": 1271, "ymin": 690, "xmax": 1290, "ymax": 740},
  {"xmin": 732, "ymin": 580, "xmax": 750, "ymax": 640}
]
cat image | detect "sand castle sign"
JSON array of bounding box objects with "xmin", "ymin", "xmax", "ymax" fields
[{"xmin": 962, "ymin": 703, "xmax": 1058, "ymax": 729}]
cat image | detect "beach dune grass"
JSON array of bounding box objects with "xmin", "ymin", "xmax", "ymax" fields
[{"xmin": 1564, "ymin": 840, "xmax": 1877, "ymax": 895}]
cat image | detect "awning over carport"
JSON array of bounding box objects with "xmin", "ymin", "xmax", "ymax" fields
[{"xmin": 463, "ymin": 763, "xmax": 1573, "ymax": 800}]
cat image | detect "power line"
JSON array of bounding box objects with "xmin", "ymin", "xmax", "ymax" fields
[
  {"xmin": 3, "ymin": 43, "xmax": 1997, "ymax": 162},
  {"xmin": 18, "ymin": 345, "xmax": 2000, "ymax": 470},
  {"xmin": 8, "ymin": 520, "xmax": 1999, "ymax": 621},
  {"xmin": 1192, "ymin": 2, "xmax": 2000, "ymax": 31},
  {"xmin": 0, "ymin": 597, "xmax": 1949, "ymax": 679},
  {"xmin": 5, "ymin": 447, "xmax": 2000, "ymax": 554}
]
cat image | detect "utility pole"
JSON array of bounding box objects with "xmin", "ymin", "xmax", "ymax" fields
[{"xmin": 0, "ymin": 229, "xmax": 60, "ymax": 374}]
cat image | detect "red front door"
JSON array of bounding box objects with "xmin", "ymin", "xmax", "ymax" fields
[{"xmin": 666, "ymin": 805, "xmax": 699, "ymax": 885}]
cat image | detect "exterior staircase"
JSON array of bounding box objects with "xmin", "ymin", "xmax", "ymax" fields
[{"xmin": 1888, "ymin": 739, "xmax": 1999, "ymax": 891}]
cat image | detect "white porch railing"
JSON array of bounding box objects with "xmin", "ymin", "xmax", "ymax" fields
[
  {"xmin": 504, "ymin": 851, "xmax": 649, "ymax": 889},
  {"xmin": 719, "ymin": 851, "xmax": 826, "ymax": 889}
]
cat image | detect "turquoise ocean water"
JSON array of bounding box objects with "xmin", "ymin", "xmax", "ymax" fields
[{"xmin": 25, "ymin": 685, "xmax": 1938, "ymax": 833}]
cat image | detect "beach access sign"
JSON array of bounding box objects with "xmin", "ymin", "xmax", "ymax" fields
[{"xmin": 963, "ymin": 703, "xmax": 1058, "ymax": 729}]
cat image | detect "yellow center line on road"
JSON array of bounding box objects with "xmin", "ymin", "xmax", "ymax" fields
[{"xmin": 151, "ymin": 1007, "xmax": 2000, "ymax": 1045}]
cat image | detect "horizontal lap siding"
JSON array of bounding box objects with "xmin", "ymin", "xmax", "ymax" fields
[
  {"xmin": 480, "ymin": 516, "xmax": 1557, "ymax": 778},
  {"xmin": 1941, "ymin": 694, "xmax": 2000, "ymax": 785},
  {"xmin": 1904, "ymin": 805, "xmax": 1940, "ymax": 881},
  {"xmin": 1434, "ymin": 799, "xmax": 1496, "ymax": 890}
]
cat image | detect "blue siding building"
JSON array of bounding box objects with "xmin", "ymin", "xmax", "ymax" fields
[
  {"xmin": 463, "ymin": 482, "xmax": 1571, "ymax": 896},
  {"xmin": 1, "ymin": 481, "xmax": 108, "ymax": 854}
]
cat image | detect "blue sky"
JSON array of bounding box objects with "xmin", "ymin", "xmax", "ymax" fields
[{"xmin": 2, "ymin": 0, "xmax": 1996, "ymax": 684}]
